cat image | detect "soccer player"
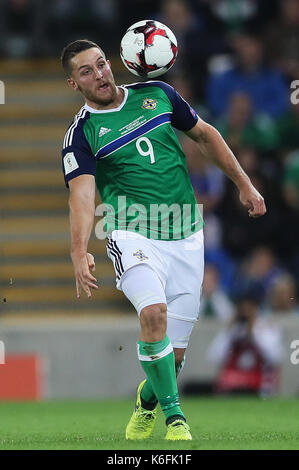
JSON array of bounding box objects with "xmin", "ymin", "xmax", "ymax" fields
[{"xmin": 61, "ymin": 39, "xmax": 266, "ymax": 441}]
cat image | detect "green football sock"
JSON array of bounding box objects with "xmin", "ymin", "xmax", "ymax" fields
[
  {"xmin": 141, "ymin": 355, "xmax": 185, "ymax": 405},
  {"xmin": 137, "ymin": 335, "xmax": 185, "ymax": 422}
]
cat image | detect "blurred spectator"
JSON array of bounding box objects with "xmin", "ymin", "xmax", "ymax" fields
[
  {"xmin": 200, "ymin": 0, "xmax": 260, "ymax": 34},
  {"xmin": 200, "ymin": 264, "xmax": 234, "ymax": 321},
  {"xmin": 235, "ymin": 146, "xmax": 281, "ymax": 187},
  {"xmin": 231, "ymin": 246, "xmax": 285, "ymax": 301},
  {"xmin": 276, "ymin": 103, "xmax": 299, "ymax": 151},
  {"xmin": 219, "ymin": 174, "xmax": 282, "ymax": 258},
  {"xmin": 214, "ymin": 92, "xmax": 279, "ymax": 154},
  {"xmin": 264, "ymin": 274, "xmax": 299, "ymax": 317},
  {"xmin": 272, "ymin": 150, "xmax": 299, "ymax": 278},
  {"xmin": 182, "ymin": 135, "xmax": 236, "ymax": 291},
  {"xmin": 204, "ymin": 243, "xmax": 235, "ymax": 293},
  {"xmin": 0, "ymin": 0, "xmax": 120, "ymax": 57},
  {"xmin": 117, "ymin": 0, "xmax": 161, "ymax": 32},
  {"xmin": 157, "ymin": 0, "xmax": 202, "ymax": 72},
  {"xmin": 198, "ymin": 0, "xmax": 280, "ymax": 34},
  {"xmin": 237, "ymin": 147, "xmax": 258, "ymax": 176},
  {"xmin": 46, "ymin": 0, "xmax": 119, "ymax": 55},
  {"xmin": 282, "ymin": 150, "xmax": 299, "ymax": 210},
  {"xmin": 207, "ymin": 32, "xmax": 289, "ymax": 117},
  {"xmin": 183, "ymin": 135, "xmax": 225, "ymax": 213},
  {"xmin": 160, "ymin": 0, "xmax": 197, "ymax": 38},
  {"xmin": 157, "ymin": 0, "xmax": 229, "ymax": 99},
  {"xmin": 263, "ymin": 0, "xmax": 299, "ymax": 82},
  {"xmin": 207, "ymin": 287, "xmax": 283, "ymax": 396},
  {"xmin": 168, "ymin": 75, "xmax": 211, "ymax": 122},
  {"xmin": 0, "ymin": 0, "xmax": 46, "ymax": 57}
]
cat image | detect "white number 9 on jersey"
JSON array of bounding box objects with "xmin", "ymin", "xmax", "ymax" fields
[{"xmin": 136, "ymin": 136, "xmax": 155, "ymax": 164}]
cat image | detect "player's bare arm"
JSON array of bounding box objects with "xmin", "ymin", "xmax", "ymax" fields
[
  {"xmin": 68, "ymin": 174, "xmax": 98, "ymax": 298},
  {"xmin": 186, "ymin": 118, "xmax": 266, "ymax": 218}
]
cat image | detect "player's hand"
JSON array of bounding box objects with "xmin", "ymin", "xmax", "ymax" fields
[
  {"xmin": 71, "ymin": 251, "xmax": 98, "ymax": 299},
  {"xmin": 239, "ymin": 184, "xmax": 266, "ymax": 218}
]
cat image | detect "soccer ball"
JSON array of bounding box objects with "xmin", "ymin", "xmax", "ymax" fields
[{"xmin": 120, "ymin": 20, "xmax": 178, "ymax": 78}]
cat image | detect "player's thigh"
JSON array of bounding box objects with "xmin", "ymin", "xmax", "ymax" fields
[
  {"xmin": 166, "ymin": 230, "xmax": 204, "ymax": 323},
  {"xmin": 120, "ymin": 263, "xmax": 167, "ymax": 316},
  {"xmin": 106, "ymin": 230, "xmax": 167, "ymax": 291},
  {"xmin": 167, "ymin": 316, "xmax": 195, "ymax": 349}
]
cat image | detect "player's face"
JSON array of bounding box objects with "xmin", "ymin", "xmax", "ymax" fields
[{"xmin": 68, "ymin": 48, "xmax": 118, "ymax": 108}]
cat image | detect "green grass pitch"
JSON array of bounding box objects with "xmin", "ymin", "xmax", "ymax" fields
[{"xmin": 0, "ymin": 397, "xmax": 298, "ymax": 450}]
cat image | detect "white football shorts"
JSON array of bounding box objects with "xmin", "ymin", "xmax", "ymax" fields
[{"xmin": 106, "ymin": 229, "xmax": 204, "ymax": 345}]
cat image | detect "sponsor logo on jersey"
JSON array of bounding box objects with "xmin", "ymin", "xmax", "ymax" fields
[
  {"xmin": 142, "ymin": 98, "xmax": 157, "ymax": 110},
  {"xmin": 133, "ymin": 249, "xmax": 148, "ymax": 261},
  {"xmin": 99, "ymin": 127, "xmax": 111, "ymax": 137},
  {"xmin": 63, "ymin": 152, "xmax": 79, "ymax": 175},
  {"xmin": 96, "ymin": 112, "xmax": 171, "ymax": 159},
  {"xmin": 119, "ymin": 115, "xmax": 146, "ymax": 136}
]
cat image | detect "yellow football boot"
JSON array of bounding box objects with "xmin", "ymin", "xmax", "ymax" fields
[
  {"xmin": 125, "ymin": 379, "xmax": 157, "ymax": 440},
  {"xmin": 165, "ymin": 419, "xmax": 192, "ymax": 440}
]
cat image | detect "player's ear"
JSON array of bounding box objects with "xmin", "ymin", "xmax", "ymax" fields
[
  {"xmin": 107, "ymin": 59, "xmax": 111, "ymax": 69},
  {"xmin": 67, "ymin": 77, "xmax": 79, "ymax": 91}
]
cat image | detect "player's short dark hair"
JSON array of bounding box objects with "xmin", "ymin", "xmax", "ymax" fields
[{"xmin": 61, "ymin": 39, "xmax": 105, "ymax": 76}]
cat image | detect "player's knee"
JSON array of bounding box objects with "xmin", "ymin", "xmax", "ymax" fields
[{"xmin": 140, "ymin": 303, "xmax": 167, "ymax": 336}]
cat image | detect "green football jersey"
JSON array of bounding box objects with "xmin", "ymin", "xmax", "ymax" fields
[{"xmin": 62, "ymin": 81, "xmax": 204, "ymax": 240}]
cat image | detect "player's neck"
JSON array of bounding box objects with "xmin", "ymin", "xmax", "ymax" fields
[{"xmin": 85, "ymin": 86, "xmax": 124, "ymax": 111}]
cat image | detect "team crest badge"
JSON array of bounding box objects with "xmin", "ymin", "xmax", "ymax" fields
[
  {"xmin": 142, "ymin": 98, "xmax": 157, "ymax": 110},
  {"xmin": 133, "ymin": 249, "xmax": 148, "ymax": 261}
]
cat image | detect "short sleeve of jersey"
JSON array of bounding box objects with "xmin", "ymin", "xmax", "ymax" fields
[
  {"xmin": 150, "ymin": 81, "xmax": 198, "ymax": 131},
  {"xmin": 62, "ymin": 114, "xmax": 96, "ymax": 188}
]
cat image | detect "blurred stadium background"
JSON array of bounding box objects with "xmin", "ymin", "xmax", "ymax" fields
[{"xmin": 0, "ymin": 0, "xmax": 299, "ymax": 403}]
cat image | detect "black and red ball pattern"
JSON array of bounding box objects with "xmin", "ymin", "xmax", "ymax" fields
[{"xmin": 121, "ymin": 20, "xmax": 178, "ymax": 77}]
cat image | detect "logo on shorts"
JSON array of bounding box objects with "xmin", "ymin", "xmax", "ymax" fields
[
  {"xmin": 142, "ymin": 98, "xmax": 157, "ymax": 110},
  {"xmin": 133, "ymin": 249, "xmax": 148, "ymax": 261}
]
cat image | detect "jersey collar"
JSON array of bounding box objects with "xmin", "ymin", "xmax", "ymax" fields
[{"xmin": 83, "ymin": 86, "xmax": 128, "ymax": 114}]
